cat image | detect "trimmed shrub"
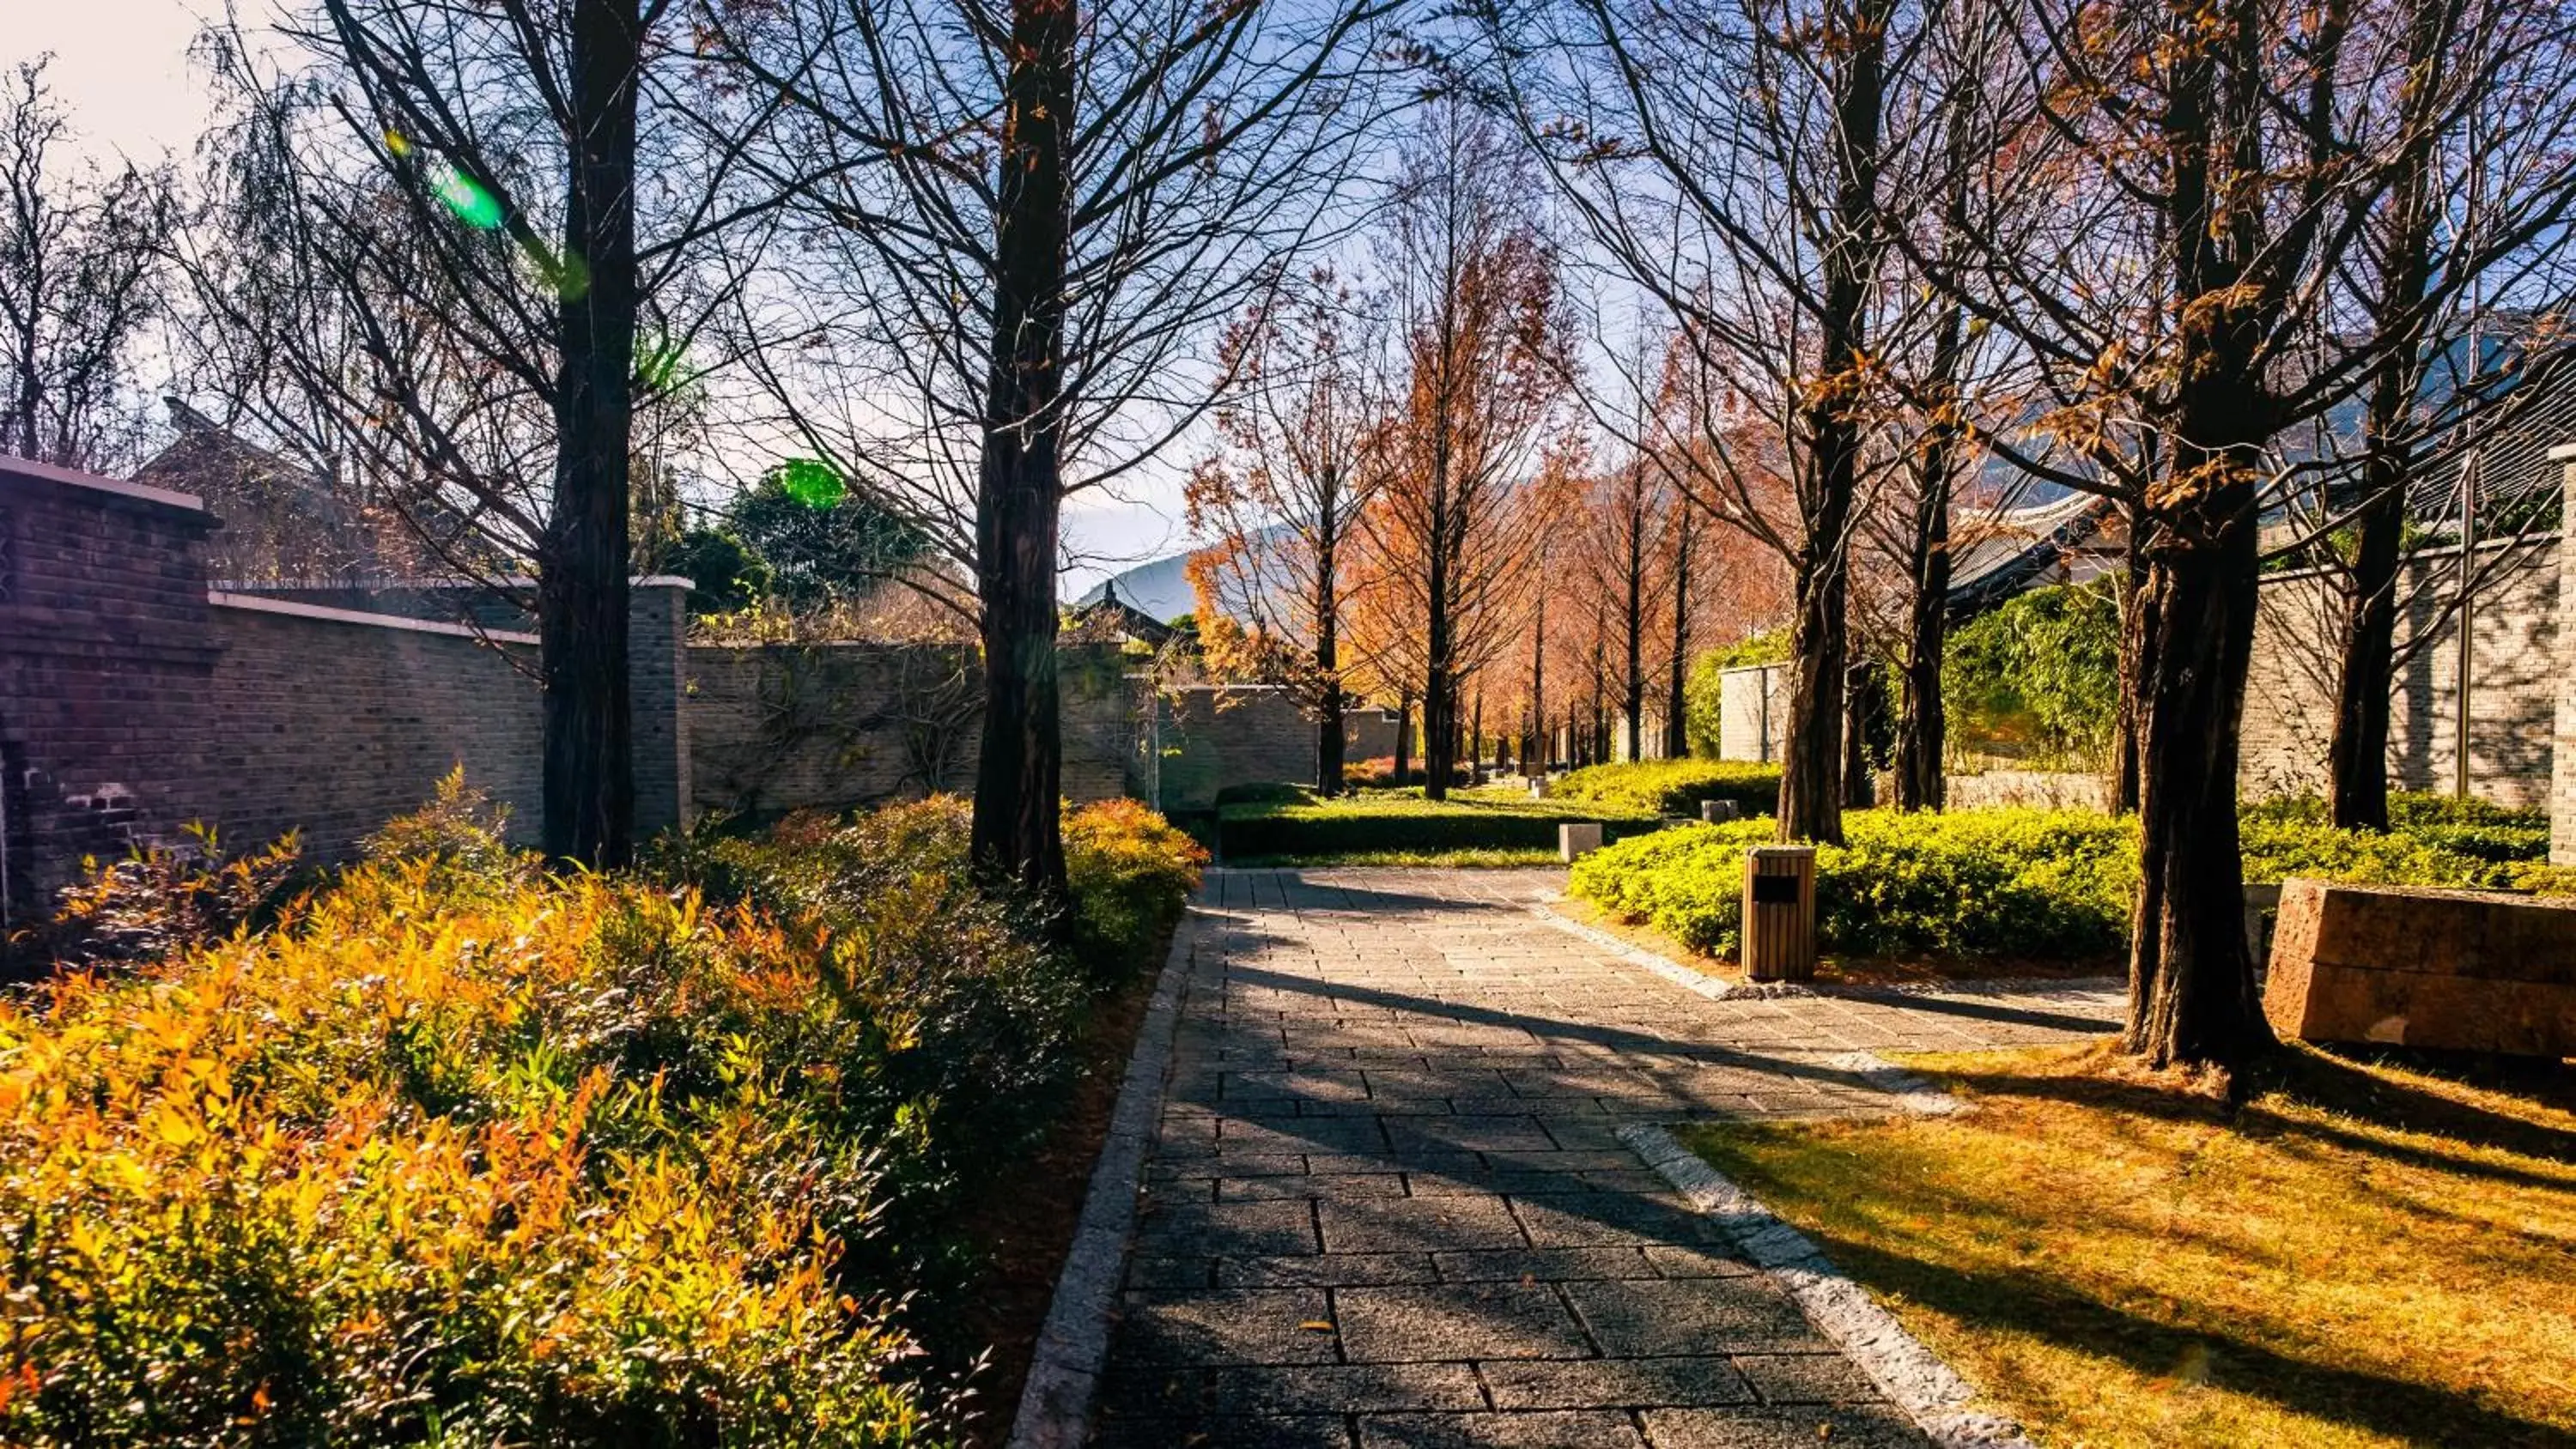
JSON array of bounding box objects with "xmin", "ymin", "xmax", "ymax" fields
[
  {"xmin": 0, "ymin": 791, "xmax": 1202, "ymax": 1447},
  {"xmin": 1571, "ymin": 808, "xmax": 2136, "ymax": 961},
  {"xmin": 1218, "ymin": 789, "xmax": 1658, "ymax": 859},
  {"xmin": 1572, "ymin": 795, "xmax": 2572, "ymax": 967},
  {"xmin": 1553, "ymin": 759, "xmax": 1783, "ymax": 817}
]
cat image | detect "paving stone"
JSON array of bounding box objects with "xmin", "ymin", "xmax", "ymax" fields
[
  {"xmin": 1095, "ymin": 1410, "xmax": 1354, "ymax": 1449},
  {"xmin": 1640, "ymin": 1245, "xmax": 1760, "ymax": 1279},
  {"xmin": 1075, "ymin": 867, "xmax": 2120, "ymax": 1446},
  {"xmin": 1133, "ymin": 1199, "xmax": 1321, "ymax": 1258},
  {"xmin": 1224, "ymin": 1173, "xmax": 1416, "ymax": 1201},
  {"xmin": 1354, "ymin": 1410, "xmax": 1649, "ymax": 1447},
  {"xmin": 1219, "ymin": 1253, "xmax": 1442, "ymax": 1288},
  {"xmin": 1560, "ymin": 1279, "xmax": 1823, "ymax": 1357},
  {"xmin": 1479, "ymin": 1356, "xmax": 1759, "ymax": 1410},
  {"xmin": 1320, "ymin": 1194, "xmax": 1529, "ymax": 1253},
  {"xmin": 1432, "ymin": 1246, "xmax": 1660, "ymax": 1282},
  {"xmin": 1734, "ymin": 1351, "xmax": 1889, "ymax": 1404},
  {"xmin": 1335, "ymin": 1283, "xmax": 1595, "ymax": 1362},
  {"xmin": 1114, "ymin": 1288, "xmax": 1341, "ymax": 1365},
  {"xmin": 1210, "ymin": 1361, "xmax": 1487, "ymax": 1414},
  {"xmin": 1510, "ymin": 1192, "xmax": 1729, "ymax": 1250}
]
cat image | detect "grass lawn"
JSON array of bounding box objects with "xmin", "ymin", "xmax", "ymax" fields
[
  {"xmin": 1215, "ymin": 785, "xmax": 1660, "ymax": 863},
  {"xmin": 1679, "ymin": 1044, "xmax": 2576, "ymax": 1449}
]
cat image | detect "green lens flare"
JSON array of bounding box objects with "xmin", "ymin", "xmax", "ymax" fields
[
  {"xmin": 431, "ymin": 164, "xmax": 504, "ymax": 230},
  {"xmin": 777, "ymin": 458, "xmax": 845, "ymax": 509}
]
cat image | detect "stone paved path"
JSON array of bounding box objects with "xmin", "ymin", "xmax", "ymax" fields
[{"xmin": 1090, "ymin": 868, "xmax": 2123, "ymax": 1449}]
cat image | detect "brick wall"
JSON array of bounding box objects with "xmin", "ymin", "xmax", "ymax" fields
[
  {"xmin": 684, "ymin": 640, "xmax": 1139, "ymax": 821},
  {"xmin": 0, "ymin": 460, "xmax": 220, "ymax": 926},
  {"xmin": 2241, "ymin": 537, "xmax": 2559, "ymax": 807},
  {"xmin": 1149, "ymin": 685, "xmax": 1313, "ymax": 811}
]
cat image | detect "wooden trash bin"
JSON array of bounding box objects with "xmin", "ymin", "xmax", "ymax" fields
[{"xmin": 1742, "ymin": 845, "xmax": 1818, "ymax": 981}]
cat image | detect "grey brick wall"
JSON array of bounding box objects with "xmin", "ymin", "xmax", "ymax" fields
[
  {"xmin": 1149, "ymin": 685, "xmax": 1313, "ymax": 811},
  {"xmin": 684, "ymin": 640, "xmax": 1139, "ymax": 821},
  {"xmin": 2241, "ymin": 538, "xmax": 2559, "ymax": 807}
]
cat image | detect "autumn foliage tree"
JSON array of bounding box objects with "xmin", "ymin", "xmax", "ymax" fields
[
  {"xmin": 1362, "ymin": 103, "xmax": 1575, "ymax": 799},
  {"xmin": 1185, "ymin": 270, "xmax": 1388, "ymax": 794}
]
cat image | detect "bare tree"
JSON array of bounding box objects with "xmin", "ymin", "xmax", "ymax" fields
[
  {"xmin": 2301, "ymin": 0, "xmax": 2576, "ymax": 829},
  {"xmin": 1473, "ymin": 0, "xmax": 1934, "ymax": 844},
  {"xmin": 713, "ymin": 0, "xmax": 1395, "ymax": 895},
  {"xmin": 1364, "ymin": 102, "xmax": 1577, "ymax": 799},
  {"xmin": 186, "ymin": 0, "xmax": 795, "ymax": 866},
  {"xmin": 1922, "ymin": 0, "xmax": 2576, "ymax": 1070},
  {"xmin": 1185, "ymin": 268, "xmax": 1388, "ymax": 794},
  {"xmin": 0, "ymin": 58, "xmax": 177, "ymax": 474}
]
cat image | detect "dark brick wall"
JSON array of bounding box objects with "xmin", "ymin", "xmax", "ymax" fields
[
  {"xmin": 685, "ymin": 640, "xmax": 1139, "ymax": 820},
  {"xmin": 0, "ymin": 457, "xmax": 695, "ymax": 927},
  {"xmin": 0, "ymin": 460, "xmax": 222, "ymax": 926}
]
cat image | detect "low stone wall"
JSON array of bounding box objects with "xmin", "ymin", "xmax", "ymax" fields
[{"xmin": 2264, "ymin": 877, "xmax": 2576, "ymax": 1055}]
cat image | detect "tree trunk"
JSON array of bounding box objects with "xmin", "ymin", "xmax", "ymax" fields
[
  {"xmin": 1665, "ymin": 512, "xmax": 1692, "ymax": 760},
  {"xmin": 2124, "ymin": 65, "xmax": 2272, "ymax": 1068},
  {"xmin": 2112, "ymin": 499, "xmax": 2148, "ymax": 814},
  {"xmin": 1394, "ymin": 692, "xmax": 1413, "ymax": 787},
  {"xmin": 1776, "ymin": 0, "xmax": 1886, "ymax": 846},
  {"xmin": 1841, "ymin": 658, "xmax": 1881, "ymax": 808},
  {"xmin": 2327, "ymin": 479, "xmax": 2402, "ymax": 831},
  {"xmin": 538, "ymin": 0, "xmax": 643, "ymax": 869},
  {"xmin": 1892, "ymin": 308, "xmax": 1961, "ymax": 812},
  {"xmin": 969, "ymin": 0, "xmax": 1075, "ymax": 900},
  {"xmin": 1777, "ymin": 537, "xmax": 1850, "ymax": 842},
  {"xmin": 1624, "ymin": 491, "xmax": 1646, "ymax": 762},
  {"xmin": 2124, "ymin": 484, "xmax": 2270, "ymax": 1070},
  {"xmin": 2326, "ymin": 39, "xmax": 2439, "ymax": 833},
  {"xmin": 1315, "ymin": 607, "xmax": 1346, "ymax": 797}
]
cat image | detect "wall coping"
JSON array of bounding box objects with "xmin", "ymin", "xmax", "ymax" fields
[
  {"xmin": 2549, "ymin": 443, "xmax": 2576, "ymax": 464},
  {"xmin": 213, "ymin": 573, "xmax": 699, "ymax": 591},
  {"xmin": 2256, "ymin": 530, "xmax": 2562, "ymax": 588},
  {"xmin": 210, "ymin": 590, "xmax": 542, "ymax": 645},
  {"xmin": 0, "ymin": 454, "xmax": 207, "ymax": 512}
]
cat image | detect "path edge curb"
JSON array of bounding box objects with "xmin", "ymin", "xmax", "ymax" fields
[
  {"xmin": 1004, "ymin": 910, "xmax": 1199, "ymax": 1449},
  {"xmin": 1619, "ymin": 1122, "xmax": 2038, "ymax": 1449}
]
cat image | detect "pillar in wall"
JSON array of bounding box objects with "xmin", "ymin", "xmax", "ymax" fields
[
  {"xmin": 2552, "ymin": 444, "xmax": 2576, "ymax": 864},
  {"xmin": 629, "ymin": 575, "xmax": 694, "ymax": 839}
]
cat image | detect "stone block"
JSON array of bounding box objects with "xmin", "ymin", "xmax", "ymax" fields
[
  {"xmin": 1699, "ymin": 799, "xmax": 1741, "ymax": 823},
  {"xmin": 2262, "ymin": 877, "xmax": 2576, "ymax": 1056},
  {"xmin": 1558, "ymin": 822, "xmax": 1602, "ymax": 861}
]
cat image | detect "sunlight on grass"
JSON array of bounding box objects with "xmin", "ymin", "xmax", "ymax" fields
[{"xmin": 1680, "ymin": 1045, "xmax": 2576, "ymax": 1449}]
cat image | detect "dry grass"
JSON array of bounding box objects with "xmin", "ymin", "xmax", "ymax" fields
[{"xmin": 1680, "ymin": 1044, "xmax": 2576, "ymax": 1448}]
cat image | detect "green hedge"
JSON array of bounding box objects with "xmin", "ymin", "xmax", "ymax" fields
[
  {"xmin": 1552, "ymin": 759, "xmax": 1783, "ymax": 816},
  {"xmin": 1571, "ymin": 794, "xmax": 2575, "ymax": 964},
  {"xmin": 1571, "ymin": 809, "xmax": 2136, "ymax": 961},
  {"xmin": 1219, "ymin": 786, "xmax": 1659, "ymax": 859}
]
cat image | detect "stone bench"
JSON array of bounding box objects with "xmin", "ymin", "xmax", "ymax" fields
[{"xmin": 2263, "ymin": 878, "xmax": 2576, "ymax": 1057}]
